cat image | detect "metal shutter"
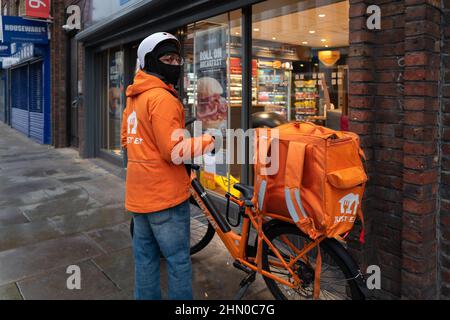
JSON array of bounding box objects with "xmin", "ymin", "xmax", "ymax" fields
[
  {"xmin": 29, "ymin": 62, "xmax": 44, "ymax": 143},
  {"xmin": 11, "ymin": 66, "xmax": 29, "ymax": 136}
]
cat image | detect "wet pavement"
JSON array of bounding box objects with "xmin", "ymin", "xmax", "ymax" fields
[{"xmin": 0, "ymin": 123, "xmax": 273, "ymax": 300}]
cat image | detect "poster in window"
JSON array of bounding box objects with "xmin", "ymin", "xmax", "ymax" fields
[{"xmin": 194, "ymin": 26, "xmax": 228, "ymax": 133}]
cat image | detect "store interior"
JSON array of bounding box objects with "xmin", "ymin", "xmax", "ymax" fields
[
  {"xmin": 181, "ymin": 0, "xmax": 351, "ymax": 194},
  {"xmin": 183, "ymin": 0, "xmax": 350, "ymax": 129}
]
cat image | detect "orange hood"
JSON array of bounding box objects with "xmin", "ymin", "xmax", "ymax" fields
[{"xmin": 126, "ymin": 70, "xmax": 177, "ymax": 98}]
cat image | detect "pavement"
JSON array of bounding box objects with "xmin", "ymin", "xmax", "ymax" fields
[{"xmin": 0, "ymin": 123, "xmax": 273, "ymax": 300}]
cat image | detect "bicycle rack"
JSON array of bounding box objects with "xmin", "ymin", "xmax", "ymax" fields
[{"xmin": 232, "ymin": 261, "xmax": 257, "ymax": 300}]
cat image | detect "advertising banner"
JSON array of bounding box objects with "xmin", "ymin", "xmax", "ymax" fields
[
  {"xmin": 25, "ymin": 0, "xmax": 51, "ymax": 19},
  {"xmin": 194, "ymin": 26, "xmax": 228, "ymax": 133},
  {"xmin": 1, "ymin": 16, "xmax": 48, "ymax": 44}
]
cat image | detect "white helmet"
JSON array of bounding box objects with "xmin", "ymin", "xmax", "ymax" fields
[{"xmin": 137, "ymin": 32, "xmax": 180, "ymax": 69}]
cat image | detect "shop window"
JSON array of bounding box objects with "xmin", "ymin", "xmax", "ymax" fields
[
  {"xmin": 251, "ymin": 0, "xmax": 350, "ymax": 129},
  {"xmin": 182, "ymin": 11, "xmax": 242, "ymax": 196},
  {"xmin": 100, "ymin": 47, "xmax": 125, "ymax": 156}
]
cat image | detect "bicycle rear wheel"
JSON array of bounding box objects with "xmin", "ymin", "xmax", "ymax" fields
[
  {"xmin": 261, "ymin": 222, "xmax": 365, "ymax": 300},
  {"xmin": 129, "ymin": 195, "xmax": 215, "ymax": 256}
]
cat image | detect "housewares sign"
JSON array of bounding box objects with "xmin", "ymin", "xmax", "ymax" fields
[{"xmin": 1, "ymin": 16, "xmax": 48, "ymax": 44}]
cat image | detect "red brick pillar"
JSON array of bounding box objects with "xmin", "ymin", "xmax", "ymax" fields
[
  {"xmin": 401, "ymin": 0, "xmax": 441, "ymax": 299},
  {"xmin": 441, "ymin": 0, "xmax": 450, "ymax": 300},
  {"xmin": 349, "ymin": 0, "xmax": 408, "ymax": 299},
  {"xmin": 347, "ymin": 0, "xmax": 376, "ymax": 280},
  {"xmin": 51, "ymin": 0, "xmax": 69, "ymax": 148}
]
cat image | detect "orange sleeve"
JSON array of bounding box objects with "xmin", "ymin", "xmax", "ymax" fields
[
  {"xmin": 121, "ymin": 107, "xmax": 128, "ymax": 149},
  {"xmin": 150, "ymin": 92, "xmax": 215, "ymax": 164}
]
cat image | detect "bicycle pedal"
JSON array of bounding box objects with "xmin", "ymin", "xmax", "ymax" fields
[{"xmin": 233, "ymin": 261, "xmax": 253, "ymax": 275}]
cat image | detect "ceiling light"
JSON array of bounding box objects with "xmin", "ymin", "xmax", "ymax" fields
[
  {"xmin": 318, "ymin": 14, "xmax": 326, "ymax": 18},
  {"xmin": 300, "ymin": 64, "xmax": 304, "ymax": 67},
  {"xmin": 302, "ymin": 41, "xmax": 308, "ymax": 45},
  {"xmin": 254, "ymin": 28, "xmax": 260, "ymax": 32},
  {"xmin": 325, "ymin": 45, "xmax": 329, "ymax": 48},
  {"xmin": 321, "ymin": 39, "xmax": 327, "ymax": 42},
  {"xmin": 235, "ymin": 32, "xmax": 240, "ymax": 35},
  {"xmin": 309, "ymin": 30, "xmax": 316, "ymax": 34},
  {"xmin": 272, "ymin": 37, "xmax": 277, "ymax": 40}
]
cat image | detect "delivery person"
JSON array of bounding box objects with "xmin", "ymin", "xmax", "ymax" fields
[{"xmin": 121, "ymin": 32, "xmax": 215, "ymax": 300}]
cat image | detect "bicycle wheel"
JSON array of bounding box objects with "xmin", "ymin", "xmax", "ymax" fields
[
  {"xmin": 129, "ymin": 195, "xmax": 215, "ymax": 256},
  {"xmin": 261, "ymin": 222, "xmax": 365, "ymax": 300},
  {"xmin": 189, "ymin": 196, "xmax": 215, "ymax": 255}
]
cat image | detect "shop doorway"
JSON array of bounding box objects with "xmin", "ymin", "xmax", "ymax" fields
[
  {"xmin": 68, "ymin": 36, "xmax": 79, "ymax": 148},
  {"xmin": 10, "ymin": 60, "xmax": 46, "ymax": 143}
]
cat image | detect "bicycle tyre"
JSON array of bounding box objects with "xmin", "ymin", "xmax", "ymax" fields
[
  {"xmin": 261, "ymin": 222, "xmax": 365, "ymax": 300},
  {"xmin": 129, "ymin": 195, "xmax": 216, "ymax": 256}
]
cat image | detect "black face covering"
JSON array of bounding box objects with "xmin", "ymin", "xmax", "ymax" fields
[{"xmin": 144, "ymin": 40, "xmax": 182, "ymax": 86}]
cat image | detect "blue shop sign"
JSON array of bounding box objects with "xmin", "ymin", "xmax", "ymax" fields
[
  {"xmin": 0, "ymin": 43, "xmax": 10, "ymax": 57},
  {"xmin": 1, "ymin": 16, "xmax": 48, "ymax": 44}
]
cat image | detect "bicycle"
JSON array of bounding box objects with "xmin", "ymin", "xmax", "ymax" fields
[{"xmin": 129, "ymin": 114, "xmax": 367, "ymax": 300}]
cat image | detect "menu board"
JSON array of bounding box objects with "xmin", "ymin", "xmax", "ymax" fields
[{"xmin": 194, "ymin": 26, "xmax": 228, "ymax": 133}]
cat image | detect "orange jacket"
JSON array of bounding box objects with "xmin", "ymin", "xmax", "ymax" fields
[{"xmin": 121, "ymin": 70, "xmax": 214, "ymax": 213}]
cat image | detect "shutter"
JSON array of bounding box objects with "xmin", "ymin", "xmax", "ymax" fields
[
  {"xmin": 29, "ymin": 62, "xmax": 44, "ymax": 143},
  {"xmin": 11, "ymin": 66, "xmax": 29, "ymax": 136}
]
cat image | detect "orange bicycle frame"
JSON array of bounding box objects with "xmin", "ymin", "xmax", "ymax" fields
[{"xmin": 190, "ymin": 170, "xmax": 325, "ymax": 290}]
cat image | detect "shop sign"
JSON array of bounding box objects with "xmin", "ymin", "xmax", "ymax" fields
[
  {"xmin": 0, "ymin": 44, "xmax": 11, "ymax": 57},
  {"xmin": 1, "ymin": 57, "xmax": 20, "ymax": 69},
  {"xmin": 25, "ymin": 0, "xmax": 51, "ymax": 20},
  {"xmin": 11, "ymin": 43, "xmax": 35, "ymax": 61},
  {"xmin": 194, "ymin": 26, "xmax": 228, "ymax": 133},
  {"xmin": 0, "ymin": 16, "xmax": 48, "ymax": 44},
  {"xmin": 1, "ymin": 43, "xmax": 34, "ymax": 69}
]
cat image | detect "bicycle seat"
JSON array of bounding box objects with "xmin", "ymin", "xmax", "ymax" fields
[{"xmin": 234, "ymin": 184, "xmax": 254, "ymax": 201}]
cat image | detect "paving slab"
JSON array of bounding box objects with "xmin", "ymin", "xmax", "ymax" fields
[
  {"xmin": 191, "ymin": 238, "xmax": 272, "ymax": 300},
  {"xmin": 17, "ymin": 260, "xmax": 120, "ymax": 300},
  {"xmin": 0, "ymin": 283, "xmax": 23, "ymax": 300},
  {"xmin": 20, "ymin": 187, "xmax": 102, "ymax": 221},
  {"xmin": 48, "ymin": 205, "xmax": 129, "ymax": 236},
  {"xmin": 93, "ymin": 248, "xmax": 135, "ymax": 291},
  {"xmin": 73, "ymin": 177, "xmax": 125, "ymax": 206},
  {"xmin": 0, "ymin": 220, "xmax": 62, "ymax": 252},
  {"xmin": 100, "ymin": 288, "xmax": 134, "ymax": 300},
  {"xmin": 85, "ymin": 224, "xmax": 132, "ymax": 253},
  {"xmin": 0, "ymin": 207, "xmax": 29, "ymax": 227},
  {"xmin": 0, "ymin": 234, "xmax": 104, "ymax": 286}
]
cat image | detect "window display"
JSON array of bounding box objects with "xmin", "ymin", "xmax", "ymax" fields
[
  {"xmin": 182, "ymin": 11, "xmax": 242, "ymax": 196},
  {"xmin": 101, "ymin": 47, "xmax": 125, "ymax": 156}
]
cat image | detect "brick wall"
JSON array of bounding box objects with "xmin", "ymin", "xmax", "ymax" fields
[
  {"xmin": 51, "ymin": 0, "xmax": 86, "ymax": 149},
  {"xmin": 402, "ymin": 0, "xmax": 441, "ymax": 300},
  {"xmin": 349, "ymin": 0, "xmax": 446, "ymax": 299},
  {"xmin": 51, "ymin": 0, "xmax": 69, "ymax": 148},
  {"xmin": 441, "ymin": 0, "xmax": 450, "ymax": 300}
]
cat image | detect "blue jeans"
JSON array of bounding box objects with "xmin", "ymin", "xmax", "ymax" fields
[{"xmin": 132, "ymin": 200, "xmax": 193, "ymax": 300}]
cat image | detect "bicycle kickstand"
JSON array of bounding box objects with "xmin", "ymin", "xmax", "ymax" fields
[{"xmin": 233, "ymin": 271, "xmax": 257, "ymax": 300}]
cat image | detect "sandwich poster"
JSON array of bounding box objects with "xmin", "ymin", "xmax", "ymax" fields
[{"xmin": 194, "ymin": 26, "xmax": 228, "ymax": 133}]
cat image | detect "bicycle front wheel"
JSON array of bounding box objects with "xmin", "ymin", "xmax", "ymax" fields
[{"xmin": 261, "ymin": 222, "xmax": 365, "ymax": 300}]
